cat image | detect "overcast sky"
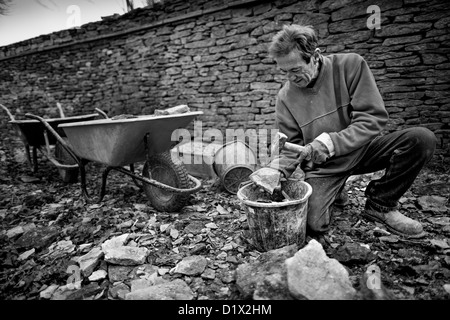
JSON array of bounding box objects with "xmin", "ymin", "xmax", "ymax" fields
[{"xmin": 0, "ymin": 0, "xmax": 148, "ymax": 47}]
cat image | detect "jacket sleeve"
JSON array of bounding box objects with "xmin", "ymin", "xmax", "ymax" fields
[
  {"xmin": 267, "ymin": 97, "xmax": 303, "ymax": 178},
  {"xmin": 328, "ymin": 55, "xmax": 388, "ymax": 156}
]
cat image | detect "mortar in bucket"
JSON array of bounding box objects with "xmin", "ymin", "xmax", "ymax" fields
[
  {"xmin": 237, "ymin": 179, "xmax": 312, "ymax": 252},
  {"xmin": 213, "ymin": 140, "xmax": 257, "ymax": 194}
]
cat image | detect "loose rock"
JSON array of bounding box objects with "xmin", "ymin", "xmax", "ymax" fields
[
  {"xmin": 173, "ymin": 255, "xmax": 207, "ymax": 276},
  {"xmin": 78, "ymin": 246, "xmax": 104, "ymax": 277},
  {"xmin": 18, "ymin": 248, "xmax": 35, "ymax": 261},
  {"xmin": 235, "ymin": 244, "xmax": 297, "ymax": 299},
  {"xmin": 108, "ymin": 283, "xmax": 130, "ymax": 300},
  {"xmin": 334, "ymin": 242, "xmax": 374, "ymax": 264},
  {"xmin": 39, "ymin": 284, "xmax": 59, "ymax": 299},
  {"xmin": 108, "ymin": 265, "xmax": 136, "ymax": 282},
  {"xmin": 286, "ymin": 239, "xmax": 356, "ymax": 300},
  {"xmin": 88, "ymin": 270, "xmax": 108, "ymax": 282},
  {"xmin": 104, "ymin": 246, "xmax": 149, "ymax": 265},
  {"xmin": 101, "ymin": 234, "xmax": 130, "ymax": 251},
  {"xmin": 14, "ymin": 226, "xmax": 59, "ymax": 250},
  {"xmin": 125, "ymin": 279, "xmax": 195, "ymax": 300},
  {"xmin": 7, "ymin": 226, "xmax": 24, "ymax": 239}
]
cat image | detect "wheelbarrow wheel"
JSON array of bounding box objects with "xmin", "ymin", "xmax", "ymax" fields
[{"xmin": 142, "ymin": 151, "xmax": 190, "ymax": 212}]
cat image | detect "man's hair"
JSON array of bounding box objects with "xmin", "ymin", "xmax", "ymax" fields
[{"xmin": 268, "ymin": 24, "xmax": 318, "ymax": 63}]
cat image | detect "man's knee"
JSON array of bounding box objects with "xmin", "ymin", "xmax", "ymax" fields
[{"xmin": 405, "ymin": 127, "xmax": 437, "ymax": 159}]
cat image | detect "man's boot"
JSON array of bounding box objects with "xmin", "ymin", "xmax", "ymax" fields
[{"xmin": 362, "ymin": 203, "xmax": 425, "ymax": 238}]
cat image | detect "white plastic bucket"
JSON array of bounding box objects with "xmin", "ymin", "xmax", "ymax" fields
[{"xmin": 237, "ymin": 180, "xmax": 312, "ymax": 251}]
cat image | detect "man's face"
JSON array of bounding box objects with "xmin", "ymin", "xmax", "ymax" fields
[{"xmin": 275, "ymin": 50, "xmax": 316, "ymax": 88}]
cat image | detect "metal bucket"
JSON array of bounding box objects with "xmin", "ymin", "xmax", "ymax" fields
[
  {"xmin": 213, "ymin": 140, "xmax": 257, "ymax": 194},
  {"xmin": 237, "ymin": 180, "xmax": 312, "ymax": 251}
]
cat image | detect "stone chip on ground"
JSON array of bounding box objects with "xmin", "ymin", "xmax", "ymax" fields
[
  {"xmin": 14, "ymin": 226, "xmax": 60, "ymax": 250},
  {"xmin": 39, "ymin": 284, "xmax": 59, "ymax": 299},
  {"xmin": 6, "ymin": 226, "xmax": 24, "ymax": 239},
  {"xmin": 173, "ymin": 255, "xmax": 207, "ymax": 276},
  {"xmin": 103, "ymin": 246, "xmax": 149, "ymax": 265},
  {"xmin": 88, "ymin": 270, "xmax": 108, "ymax": 282},
  {"xmin": 253, "ymin": 273, "xmax": 295, "ymax": 300},
  {"xmin": 101, "ymin": 234, "xmax": 130, "ymax": 251},
  {"xmin": 235, "ymin": 244, "xmax": 298, "ymax": 299},
  {"xmin": 334, "ymin": 242, "xmax": 374, "ymax": 264},
  {"xmin": 18, "ymin": 248, "xmax": 35, "ymax": 261},
  {"xmin": 108, "ymin": 265, "xmax": 136, "ymax": 282},
  {"xmin": 77, "ymin": 246, "xmax": 104, "ymax": 277},
  {"xmin": 125, "ymin": 279, "xmax": 195, "ymax": 300},
  {"xmin": 109, "ymin": 283, "xmax": 130, "ymax": 300}
]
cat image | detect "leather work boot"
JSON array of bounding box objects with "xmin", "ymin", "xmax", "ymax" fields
[
  {"xmin": 362, "ymin": 204, "xmax": 426, "ymax": 238},
  {"xmin": 333, "ymin": 188, "xmax": 349, "ymax": 208}
]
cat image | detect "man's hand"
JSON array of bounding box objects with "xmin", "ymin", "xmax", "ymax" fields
[
  {"xmin": 298, "ymin": 139, "xmax": 330, "ymax": 164},
  {"xmin": 249, "ymin": 167, "xmax": 283, "ymax": 194}
]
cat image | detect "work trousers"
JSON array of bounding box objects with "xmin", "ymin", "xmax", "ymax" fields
[{"xmin": 305, "ymin": 127, "xmax": 437, "ymax": 234}]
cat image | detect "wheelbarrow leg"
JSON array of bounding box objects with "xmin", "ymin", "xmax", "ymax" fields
[
  {"xmin": 79, "ymin": 160, "xmax": 90, "ymax": 199},
  {"xmin": 78, "ymin": 160, "xmax": 109, "ymax": 203},
  {"xmin": 99, "ymin": 167, "xmax": 113, "ymax": 203},
  {"xmin": 24, "ymin": 144, "xmax": 33, "ymax": 171},
  {"xmin": 129, "ymin": 163, "xmax": 143, "ymax": 190},
  {"xmin": 32, "ymin": 146, "xmax": 38, "ymax": 173}
]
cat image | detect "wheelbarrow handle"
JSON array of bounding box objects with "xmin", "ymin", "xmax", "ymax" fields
[
  {"xmin": 147, "ymin": 173, "xmax": 203, "ymax": 194},
  {"xmin": 0, "ymin": 104, "xmax": 15, "ymax": 121},
  {"xmin": 186, "ymin": 174, "xmax": 203, "ymax": 193},
  {"xmin": 95, "ymin": 108, "xmax": 109, "ymax": 119},
  {"xmin": 24, "ymin": 113, "xmax": 81, "ymax": 166},
  {"xmin": 148, "ymin": 173, "xmax": 203, "ymax": 194},
  {"xmin": 114, "ymin": 166, "xmax": 202, "ymax": 194},
  {"xmin": 36, "ymin": 145, "xmax": 78, "ymax": 170},
  {"xmin": 56, "ymin": 102, "xmax": 65, "ymax": 118}
]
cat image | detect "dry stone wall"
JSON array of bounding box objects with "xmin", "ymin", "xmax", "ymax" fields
[{"xmin": 0, "ymin": 0, "xmax": 449, "ymax": 163}]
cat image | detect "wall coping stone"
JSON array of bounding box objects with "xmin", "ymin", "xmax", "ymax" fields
[{"xmin": 0, "ymin": 0, "xmax": 266, "ymax": 62}]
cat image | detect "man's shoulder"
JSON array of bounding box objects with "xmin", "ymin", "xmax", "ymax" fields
[
  {"xmin": 325, "ymin": 52, "xmax": 365, "ymax": 66},
  {"xmin": 324, "ymin": 53, "xmax": 368, "ymax": 78}
]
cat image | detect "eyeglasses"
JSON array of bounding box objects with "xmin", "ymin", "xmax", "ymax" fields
[{"xmin": 279, "ymin": 66, "xmax": 309, "ymax": 75}]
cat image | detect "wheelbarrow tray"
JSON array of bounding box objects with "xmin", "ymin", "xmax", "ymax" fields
[
  {"xmin": 9, "ymin": 114, "xmax": 99, "ymax": 147},
  {"xmin": 58, "ymin": 111, "xmax": 203, "ymax": 167}
]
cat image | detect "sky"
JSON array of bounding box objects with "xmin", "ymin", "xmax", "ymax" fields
[{"xmin": 0, "ymin": 0, "xmax": 149, "ymax": 47}]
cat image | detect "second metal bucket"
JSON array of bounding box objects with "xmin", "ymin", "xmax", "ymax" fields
[{"xmin": 213, "ymin": 140, "xmax": 257, "ymax": 194}]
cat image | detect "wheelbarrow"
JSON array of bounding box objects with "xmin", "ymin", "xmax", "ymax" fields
[
  {"xmin": 1, "ymin": 103, "xmax": 99, "ymax": 181},
  {"xmin": 24, "ymin": 110, "xmax": 203, "ymax": 212}
]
